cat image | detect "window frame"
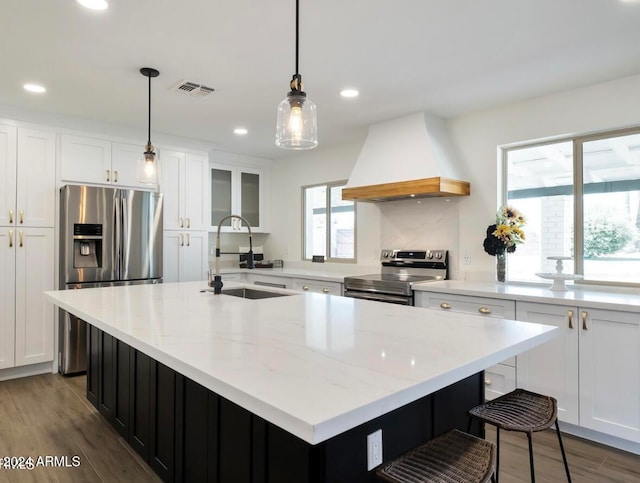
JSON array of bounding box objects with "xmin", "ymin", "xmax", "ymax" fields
[
  {"xmin": 301, "ymin": 180, "xmax": 357, "ymax": 263},
  {"xmin": 500, "ymin": 125, "xmax": 640, "ymax": 287}
]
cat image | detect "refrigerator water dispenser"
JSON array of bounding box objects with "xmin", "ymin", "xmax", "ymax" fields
[{"xmin": 73, "ymin": 224, "xmax": 102, "ymax": 268}]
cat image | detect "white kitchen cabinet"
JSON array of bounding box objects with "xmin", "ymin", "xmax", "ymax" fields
[
  {"xmin": 163, "ymin": 230, "xmax": 208, "ymax": 283},
  {"xmin": 579, "ymin": 308, "xmax": 640, "ymax": 442},
  {"xmin": 292, "ymin": 278, "xmax": 342, "ymax": 295},
  {"xmin": 60, "ymin": 135, "xmax": 156, "ymax": 189},
  {"xmin": 162, "ymin": 150, "xmax": 209, "ymax": 231},
  {"xmin": 416, "ymin": 291, "xmax": 516, "ymax": 400},
  {"xmin": 60, "ymin": 134, "xmax": 112, "ymax": 185},
  {"xmin": 517, "ymin": 302, "xmax": 640, "ymax": 442},
  {"xmin": 211, "ymin": 164, "xmax": 267, "ymax": 232},
  {"xmin": 0, "ymin": 126, "xmax": 56, "ymax": 227},
  {"xmin": 0, "ymin": 229, "xmax": 16, "ymax": 369},
  {"xmin": 0, "ymin": 227, "xmax": 54, "ymax": 369},
  {"xmin": 516, "ymin": 302, "xmax": 579, "ymax": 425}
]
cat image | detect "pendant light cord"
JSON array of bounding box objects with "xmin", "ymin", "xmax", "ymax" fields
[
  {"xmin": 295, "ymin": 0, "xmax": 299, "ymax": 76},
  {"xmin": 147, "ymin": 73, "xmax": 152, "ymax": 147}
]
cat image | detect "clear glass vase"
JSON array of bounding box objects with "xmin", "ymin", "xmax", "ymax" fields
[{"xmin": 496, "ymin": 252, "xmax": 506, "ymax": 283}]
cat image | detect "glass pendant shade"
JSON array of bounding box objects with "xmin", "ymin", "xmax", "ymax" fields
[
  {"xmin": 137, "ymin": 152, "xmax": 160, "ymax": 185},
  {"xmin": 276, "ymin": 93, "xmax": 318, "ymax": 149}
]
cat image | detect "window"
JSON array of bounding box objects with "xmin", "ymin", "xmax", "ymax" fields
[
  {"xmin": 503, "ymin": 128, "xmax": 640, "ymax": 284},
  {"xmin": 303, "ymin": 181, "xmax": 356, "ymax": 262}
]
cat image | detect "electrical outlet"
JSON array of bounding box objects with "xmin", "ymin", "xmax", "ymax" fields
[
  {"xmin": 367, "ymin": 429, "xmax": 383, "ymax": 470},
  {"xmin": 463, "ymin": 253, "xmax": 471, "ymax": 265}
]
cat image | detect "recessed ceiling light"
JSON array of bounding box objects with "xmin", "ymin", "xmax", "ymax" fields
[
  {"xmin": 340, "ymin": 89, "xmax": 359, "ymax": 98},
  {"xmin": 234, "ymin": 127, "xmax": 248, "ymax": 135},
  {"xmin": 77, "ymin": 0, "xmax": 109, "ymax": 10},
  {"xmin": 23, "ymin": 84, "xmax": 46, "ymax": 94}
]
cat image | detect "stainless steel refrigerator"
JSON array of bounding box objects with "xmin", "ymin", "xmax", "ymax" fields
[{"xmin": 59, "ymin": 185, "xmax": 163, "ymax": 374}]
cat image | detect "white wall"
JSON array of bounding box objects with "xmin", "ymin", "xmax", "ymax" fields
[
  {"xmin": 268, "ymin": 74, "xmax": 640, "ymax": 280},
  {"xmin": 450, "ymin": 73, "xmax": 640, "ymax": 281},
  {"xmin": 267, "ymin": 137, "xmax": 382, "ymax": 268}
]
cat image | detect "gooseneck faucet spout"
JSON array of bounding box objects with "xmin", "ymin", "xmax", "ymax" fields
[{"xmin": 213, "ymin": 214, "xmax": 254, "ymax": 294}]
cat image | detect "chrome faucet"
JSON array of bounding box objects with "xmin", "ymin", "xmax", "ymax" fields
[{"xmin": 212, "ymin": 214, "xmax": 254, "ymax": 294}]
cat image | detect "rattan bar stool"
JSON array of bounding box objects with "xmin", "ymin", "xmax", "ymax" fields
[
  {"xmin": 376, "ymin": 429, "xmax": 496, "ymax": 483},
  {"xmin": 467, "ymin": 389, "xmax": 571, "ymax": 483}
]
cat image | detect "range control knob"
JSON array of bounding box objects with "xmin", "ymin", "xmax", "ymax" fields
[
  {"xmin": 426, "ymin": 252, "xmax": 434, "ymax": 259},
  {"xmin": 382, "ymin": 251, "xmax": 389, "ymax": 258},
  {"xmin": 434, "ymin": 252, "xmax": 443, "ymax": 259}
]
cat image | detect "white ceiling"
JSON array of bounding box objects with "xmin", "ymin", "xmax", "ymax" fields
[{"xmin": 3, "ymin": 0, "xmax": 640, "ymax": 160}]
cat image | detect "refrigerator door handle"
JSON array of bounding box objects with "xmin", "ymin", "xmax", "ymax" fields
[{"xmin": 114, "ymin": 191, "xmax": 121, "ymax": 279}]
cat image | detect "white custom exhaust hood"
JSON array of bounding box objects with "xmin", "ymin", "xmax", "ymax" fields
[{"xmin": 342, "ymin": 112, "xmax": 470, "ymax": 202}]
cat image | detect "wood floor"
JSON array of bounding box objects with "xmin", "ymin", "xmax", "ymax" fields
[
  {"xmin": 0, "ymin": 373, "xmax": 160, "ymax": 483},
  {"xmin": 1, "ymin": 373, "xmax": 639, "ymax": 482}
]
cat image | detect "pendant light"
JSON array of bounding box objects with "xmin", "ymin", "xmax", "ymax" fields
[
  {"xmin": 138, "ymin": 67, "xmax": 160, "ymax": 185},
  {"xmin": 276, "ymin": 0, "xmax": 317, "ymax": 150}
]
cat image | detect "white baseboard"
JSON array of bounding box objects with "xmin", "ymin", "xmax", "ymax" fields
[
  {"xmin": 559, "ymin": 421, "xmax": 640, "ymax": 455},
  {"xmin": 0, "ymin": 362, "xmax": 55, "ymax": 382}
]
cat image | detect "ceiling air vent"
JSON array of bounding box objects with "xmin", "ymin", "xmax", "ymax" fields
[{"xmin": 172, "ymin": 80, "xmax": 215, "ymax": 98}]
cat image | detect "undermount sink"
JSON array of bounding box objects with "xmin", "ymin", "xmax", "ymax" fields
[{"xmin": 221, "ymin": 288, "xmax": 292, "ymax": 299}]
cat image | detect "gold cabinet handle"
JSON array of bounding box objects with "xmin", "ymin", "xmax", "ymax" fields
[
  {"xmin": 582, "ymin": 310, "xmax": 588, "ymax": 330},
  {"xmin": 114, "ymin": 170, "xmax": 118, "ymax": 183},
  {"xmin": 302, "ymin": 285, "xmax": 309, "ymax": 291},
  {"xmin": 179, "ymin": 233, "xmax": 184, "ymax": 247},
  {"xmin": 9, "ymin": 210, "xmax": 13, "ymax": 224},
  {"xmin": 186, "ymin": 217, "xmax": 191, "ymax": 229},
  {"xmin": 19, "ymin": 210, "xmax": 24, "ymax": 224},
  {"xmin": 568, "ymin": 309, "xmax": 574, "ymax": 329},
  {"xmin": 8, "ymin": 230, "xmax": 13, "ymax": 248},
  {"xmin": 186, "ymin": 233, "xmax": 191, "ymax": 247},
  {"xmin": 179, "ymin": 217, "xmax": 184, "ymax": 228},
  {"xmin": 479, "ymin": 307, "xmax": 492, "ymax": 315},
  {"xmin": 19, "ymin": 230, "xmax": 24, "ymax": 247},
  {"xmin": 106, "ymin": 169, "xmax": 110, "ymax": 182},
  {"xmin": 440, "ymin": 302, "xmax": 451, "ymax": 309},
  {"xmin": 485, "ymin": 378, "xmax": 492, "ymax": 386},
  {"xmin": 322, "ymin": 287, "xmax": 330, "ymax": 293}
]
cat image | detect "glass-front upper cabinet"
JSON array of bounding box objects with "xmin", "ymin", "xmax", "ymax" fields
[{"xmin": 210, "ymin": 164, "xmax": 267, "ymax": 232}]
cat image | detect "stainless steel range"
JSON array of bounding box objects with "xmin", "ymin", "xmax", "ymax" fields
[{"xmin": 344, "ymin": 249, "xmax": 448, "ymax": 305}]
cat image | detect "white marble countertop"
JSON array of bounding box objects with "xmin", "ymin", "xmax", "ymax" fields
[
  {"xmin": 413, "ymin": 280, "xmax": 640, "ymax": 313},
  {"xmin": 45, "ymin": 281, "xmax": 557, "ymax": 444}
]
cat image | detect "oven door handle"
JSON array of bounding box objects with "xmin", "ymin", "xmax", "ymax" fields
[{"xmin": 343, "ymin": 290, "xmax": 412, "ymax": 305}]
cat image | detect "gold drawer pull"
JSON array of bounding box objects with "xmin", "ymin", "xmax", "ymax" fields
[
  {"xmin": 568, "ymin": 310, "xmax": 574, "ymax": 329},
  {"xmin": 582, "ymin": 310, "xmax": 588, "ymax": 330},
  {"xmin": 302, "ymin": 285, "xmax": 309, "ymax": 291},
  {"xmin": 179, "ymin": 217, "xmax": 184, "ymax": 228},
  {"xmin": 8, "ymin": 230, "xmax": 13, "ymax": 247},
  {"xmin": 179, "ymin": 233, "xmax": 184, "ymax": 247},
  {"xmin": 485, "ymin": 378, "xmax": 492, "ymax": 386},
  {"xmin": 9, "ymin": 210, "xmax": 13, "ymax": 224},
  {"xmin": 186, "ymin": 233, "xmax": 191, "ymax": 247},
  {"xmin": 186, "ymin": 217, "xmax": 191, "ymax": 229},
  {"xmin": 19, "ymin": 210, "xmax": 24, "ymax": 224},
  {"xmin": 106, "ymin": 169, "xmax": 110, "ymax": 182},
  {"xmin": 440, "ymin": 302, "xmax": 451, "ymax": 309},
  {"xmin": 19, "ymin": 230, "xmax": 24, "ymax": 247},
  {"xmin": 322, "ymin": 287, "xmax": 330, "ymax": 293},
  {"xmin": 479, "ymin": 307, "xmax": 492, "ymax": 315},
  {"xmin": 114, "ymin": 170, "xmax": 118, "ymax": 183}
]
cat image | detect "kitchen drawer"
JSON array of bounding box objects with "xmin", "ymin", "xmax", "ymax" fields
[
  {"xmin": 421, "ymin": 292, "xmax": 516, "ymax": 319},
  {"xmin": 245, "ymin": 273, "xmax": 291, "ymax": 289},
  {"xmin": 292, "ymin": 279, "xmax": 342, "ymax": 295},
  {"xmin": 484, "ymin": 364, "xmax": 516, "ymax": 401}
]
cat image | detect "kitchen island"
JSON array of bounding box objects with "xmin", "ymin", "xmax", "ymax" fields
[{"xmin": 46, "ymin": 281, "xmax": 557, "ymax": 482}]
